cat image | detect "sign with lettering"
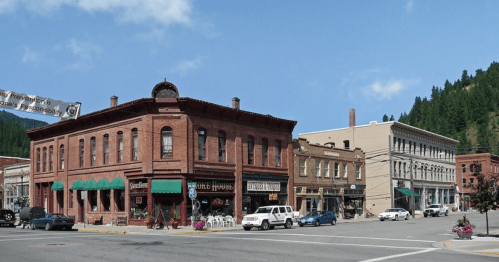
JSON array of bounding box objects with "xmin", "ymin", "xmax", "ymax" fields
[
  {"xmin": 247, "ymin": 181, "xmax": 280, "ymax": 192},
  {"xmin": 324, "ymin": 151, "xmax": 340, "ymax": 157},
  {"xmin": 130, "ymin": 182, "xmax": 148, "ymax": 189},
  {"xmin": 187, "ymin": 180, "xmax": 234, "ymax": 192}
]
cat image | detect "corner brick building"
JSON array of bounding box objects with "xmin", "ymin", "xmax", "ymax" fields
[
  {"xmin": 26, "ymin": 81, "xmax": 296, "ymax": 226},
  {"xmin": 0, "ymin": 156, "xmax": 30, "ymax": 208}
]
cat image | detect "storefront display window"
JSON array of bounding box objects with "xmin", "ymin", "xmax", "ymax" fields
[
  {"xmin": 198, "ymin": 197, "xmax": 234, "ymax": 216},
  {"xmin": 130, "ymin": 179, "xmax": 148, "ymax": 220},
  {"xmin": 90, "ymin": 190, "xmax": 97, "ymax": 211},
  {"xmin": 101, "ymin": 190, "xmax": 111, "ymax": 211},
  {"xmin": 306, "ymin": 197, "xmax": 319, "ymax": 213},
  {"xmin": 115, "ymin": 189, "xmax": 125, "ymax": 212}
]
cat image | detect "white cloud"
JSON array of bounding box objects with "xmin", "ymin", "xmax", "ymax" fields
[
  {"xmin": 368, "ymin": 78, "xmax": 420, "ymax": 100},
  {"xmin": 1, "ymin": 0, "xmax": 193, "ymax": 27},
  {"xmin": 170, "ymin": 57, "xmax": 202, "ymax": 76},
  {"xmin": 64, "ymin": 38, "xmax": 102, "ymax": 61},
  {"xmin": 21, "ymin": 46, "xmax": 40, "ymax": 64},
  {"xmin": 406, "ymin": 0, "xmax": 414, "ymax": 12},
  {"xmin": 53, "ymin": 38, "xmax": 102, "ymax": 70}
]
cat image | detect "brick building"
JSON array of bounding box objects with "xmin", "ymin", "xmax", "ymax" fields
[
  {"xmin": 456, "ymin": 153, "xmax": 499, "ymax": 211},
  {"xmin": 26, "ymin": 81, "xmax": 296, "ymax": 226},
  {"xmin": 0, "ymin": 156, "xmax": 30, "ymax": 208},
  {"xmin": 293, "ymin": 138, "xmax": 366, "ymax": 219}
]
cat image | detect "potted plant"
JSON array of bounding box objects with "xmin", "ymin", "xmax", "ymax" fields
[
  {"xmin": 170, "ymin": 210, "xmax": 180, "ymax": 229},
  {"xmin": 192, "ymin": 213, "xmax": 205, "ymax": 230},
  {"xmin": 145, "ymin": 214, "xmax": 155, "ymax": 229},
  {"xmin": 452, "ymin": 215, "xmax": 476, "ymax": 239}
]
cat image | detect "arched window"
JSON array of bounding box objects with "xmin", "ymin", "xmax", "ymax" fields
[
  {"xmin": 218, "ymin": 131, "xmax": 226, "ymax": 162},
  {"xmin": 198, "ymin": 128, "xmax": 206, "ymax": 161},
  {"xmin": 117, "ymin": 132, "xmax": 123, "ymax": 162},
  {"xmin": 79, "ymin": 139, "xmax": 84, "ymax": 167},
  {"xmin": 132, "ymin": 128, "xmax": 138, "ymax": 161},
  {"xmin": 247, "ymin": 136, "xmax": 254, "ymax": 165},
  {"xmin": 275, "ymin": 140, "xmax": 282, "ymax": 167},
  {"xmin": 49, "ymin": 146, "xmax": 53, "ymax": 171},
  {"xmin": 161, "ymin": 127, "xmax": 173, "ymax": 159},
  {"xmin": 43, "ymin": 147, "xmax": 47, "ymax": 172},
  {"xmin": 36, "ymin": 148, "xmax": 40, "ymax": 172},
  {"xmin": 59, "ymin": 145, "xmax": 64, "ymax": 170},
  {"xmin": 262, "ymin": 138, "xmax": 268, "ymax": 166},
  {"xmin": 91, "ymin": 137, "xmax": 96, "ymax": 166},
  {"xmin": 103, "ymin": 134, "xmax": 109, "ymax": 164}
]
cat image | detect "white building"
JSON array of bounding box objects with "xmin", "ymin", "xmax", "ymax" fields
[
  {"xmin": 298, "ymin": 110, "xmax": 458, "ymax": 215},
  {"xmin": 3, "ymin": 163, "xmax": 30, "ymax": 212}
]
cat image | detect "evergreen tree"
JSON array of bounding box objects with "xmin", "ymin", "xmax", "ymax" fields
[
  {"xmin": 382, "ymin": 114, "xmax": 389, "ymax": 122},
  {"xmin": 389, "ymin": 115, "xmax": 395, "ymax": 121}
]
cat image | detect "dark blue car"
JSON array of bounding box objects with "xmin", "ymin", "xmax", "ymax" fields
[
  {"xmin": 30, "ymin": 213, "xmax": 74, "ymax": 231},
  {"xmin": 298, "ymin": 210, "xmax": 337, "ymax": 227}
]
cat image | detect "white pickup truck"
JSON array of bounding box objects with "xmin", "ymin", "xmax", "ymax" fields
[
  {"xmin": 423, "ymin": 204, "xmax": 449, "ymax": 217},
  {"xmin": 242, "ymin": 205, "xmax": 298, "ymax": 231}
]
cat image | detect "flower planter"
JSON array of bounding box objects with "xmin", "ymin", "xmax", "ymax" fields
[{"xmin": 457, "ymin": 232, "xmax": 473, "ymax": 240}]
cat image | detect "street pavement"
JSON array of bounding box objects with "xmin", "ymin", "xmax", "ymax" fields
[{"xmin": 70, "ymin": 212, "xmax": 499, "ymax": 258}]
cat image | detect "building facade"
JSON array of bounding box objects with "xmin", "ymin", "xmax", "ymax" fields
[
  {"xmin": 3, "ymin": 163, "xmax": 30, "ymax": 212},
  {"xmin": 298, "ymin": 110, "xmax": 458, "ymax": 216},
  {"xmin": 456, "ymin": 153, "xmax": 499, "ymax": 211},
  {"xmin": 293, "ymin": 138, "xmax": 366, "ymax": 219},
  {"xmin": 0, "ymin": 156, "xmax": 30, "ymax": 209},
  {"xmin": 26, "ymin": 81, "xmax": 296, "ymax": 226}
]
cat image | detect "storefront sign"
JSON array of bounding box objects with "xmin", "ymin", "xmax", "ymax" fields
[
  {"xmin": 269, "ymin": 193, "xmax": 278, "ymax": 201},
  {"xmin": 136, "ymin": 197, "xmax": 142, "ymax": 204},
  {"xmin": 247, "ymin": 181, "xmax": 280, "ymax": 191},
  {"xmin": 324, "ymin": 151, "xmax": 340, "ymax": 157},
  {"xmin": 187, "ymin": 180, "xmax": 233, "ymax": 192},
  {"xmin": 130, "ymin": 182, "xmax": 148, "ymax": 189}
]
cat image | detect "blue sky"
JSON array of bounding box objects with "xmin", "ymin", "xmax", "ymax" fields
[{"xmin": 0, "ymin": 0, "xmax": 497, "ymax": 137}]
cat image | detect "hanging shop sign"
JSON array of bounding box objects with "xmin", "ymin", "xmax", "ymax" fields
[
  {"xmin": 212, "ymin": 198, "xmax": 225, "ymax": 208},
  {"xmin": 269, "ymin": 193, "xmax": 278, "ymax": 201},
  {"xmin": 136, "ymin": 197, "xmax": 142, "ymax": 204},
  {"xmin": 247, "ymin": 181, "xmax": 280, "ymax": 192},
  {"xmin": 187, "ymin": 180, "xmax": 234, "ymax": 192},
  {"xmin": 0, "ymin": 89, "xmax": 81, "ymax": 120}
]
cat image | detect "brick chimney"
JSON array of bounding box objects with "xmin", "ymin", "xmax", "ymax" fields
[
  {"xmin": 232, "ymin": 97, "xmax": 240, "ymax": 110},
  {"xmin": 111, "ymin": 96, "xmax": 118, "ymax": 108},
  {"xmin": 349, "ymin": 109, "xmax": 356, "ymax": 127}
]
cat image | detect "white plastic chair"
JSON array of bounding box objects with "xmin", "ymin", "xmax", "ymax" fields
[
  {"xmin": 215, "ymin": 215, "xmax": 227, "ymax": 227},
  {"xmin": 206, "ymin": 216, "xmax": 217, "ymax": 228},
  {"xmin": 225, "ymin": 216, "xmax": 236, "ymax": 227}
]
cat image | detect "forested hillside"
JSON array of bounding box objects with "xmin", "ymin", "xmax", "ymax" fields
[
  {"xmin": 384, "ymin": 62, "xmax": 499, "ymax": 155},
  {"xmin": 0, "ymin": 110, "xmax": 48, "ymax": 158}
]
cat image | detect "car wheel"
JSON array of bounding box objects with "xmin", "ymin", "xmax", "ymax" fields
[
  {"xmin": 269, "ymin": 226, "xmax": 275, "ymax": 230},
  {"xmin": 260, "ymin": 220, "xmax": 269, "ymax": 230},
  {"xmin": 424, "ymin": 214, "xmax": 428, "ymax": 217},
  {"xmin": 30, "ymin": 223, "xmax": 35, "ymax": 230},
  {"xmin": 331, "ymin": 219, "xmax": 336, "ymax": 225},
  {"xmin": 394, "ymin": 215, "xmax": 398, "ymax": 221},
  {"xmin": 284, "ymin": 219, "xmax": 292, "ymax": 229},
  {"xmin": 445, "ymin": 210, "xmax": 449, "ymax": 216},
  {"xmin": 4, "ymin": 213, "xmax": 12, "ymax": 220},
  {"xmin": 243, "ymin": 227, "xmax": 251, "ymax": 231},
  {"xmin": 65, "ymin": 226, "xmax": 72, "ymax": 231},
  {"xmin": 405, "ymin": 214, "xmax": 409, "ymax": 220},
  {"xmin": 45, "ymin": 223, "xmax": 51, "ymax": 231},
  {"xmin": 299, "ymin": 224, "xmax": 304, "ymax": 227},
  {"xmin": 380, "ymin": 219, "xmax": 384, "ymax": 221},
  {"xmin": 315, "ymin": 220, "xmax": 321, "ymax": 227}
]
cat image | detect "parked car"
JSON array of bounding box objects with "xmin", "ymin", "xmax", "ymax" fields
[
  {"xmin": 423, "ymin": 204, "xmax": 449, "ymax": 217},
  {"xmin": 30, "ymin": 213, "xmax": 74, "ymax": 231},
  {"xmin": 298, "ymin": 210, "xmax": 337, "ymax": 227},
  {"xmin": 378, "ymin": 208, "xmax": 410, "ymax": 221},
  {"xmin": 0, "ymin": 209, "xmax": 16, "ymax": 227},
  {"xmin": 242, "ymin": 205, "xmax": 295, "ymax": 231}
]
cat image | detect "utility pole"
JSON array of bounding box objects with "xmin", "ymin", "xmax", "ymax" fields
[{"xmin": 410, "ymin": 159, "xmax": 415, "ymax": 218}]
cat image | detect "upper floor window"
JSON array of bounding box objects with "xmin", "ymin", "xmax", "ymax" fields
[
  {"xmin": 262, "ymin": 138, "xmax": 268, "ymax": 166},
  {"xmin": 470, "ymin": 164, "xmax": 474, "ymax": 172},
  {"xmin": 36, "ymin": 148, "xmax": 40, "ymax": 172},
  {"xmin": 49, "ymin": 146, "xmax": 53, "ymax": 171},
  {"xmin": 198, "ymin": 129, "xmax": 206, "ymax": 161},
  {"xmin": 248, "ymin": 136, "xmax": 254, "ymax": 165},
  {"xmin": 397, "ymin": 138, "xmax": 401, "ymax": 152},
  {"xmin": 59, "ymin": 145, "xmax": 64, "ymax": 170},
  {"xmin": 344, "ymin": 140, "xmax": 350, "ymax": 150},
  {"xmin": 402, "ymin": 139, "xmax": 405, "ymax": 153},
  {"xmin": 79, "ymin": 139, "xmax": 84, "ymax": 167},
  {"xmin": 42, "ymin": 147, "xmax": 47, "ymax": 172},
  {"xmin": 409, "ymin": 141, "xmax": 412, "ymax": 154},
  {"xmin": 275, "ymin": 140, "xmax": 281, "ymax": 167},
  {"xmin": 334, "ymin": 163, "xmax": 339, "ymax": 177},
  {"xmin": 161, "ymin": 127, "xmax": 173, "ymax": 159},
  {"xmin": 132, "ymin": 128, "xmax": 138, "ymax": 161},
  {"xmin": 324, "ymin": 161, "xmax": 329, "ymax": 177},
  {"xmin": 470, "ymin": 178, "xmax": 475, "ymax": 187},
  {"xmin": 117, "ymin": 132, "xmax": 123, "ymax": 162},
  {"xmin": 342, "ymin": 163, "xmax": 347, "ymax": 178},
  {"xmin": 462, "ymin": 164, "xmax": 466, "ymax": 173},
  {"xmin": 299, "ymin": 158, "xmax": 306, "ymax": 176},
  {"xmin": 315, "ymin": 160, "xmax": 321, "ymax": 177},
  {"xmin": 91, "ymin": 137, "xmax": 96, "ymax": 166},
  {"xmin": 103, "ymin": 135, "xmax": 109, "ymax": 164},
  {"xmin": 356, "ymin": 165, "xmax": 361, "ymax": 179},
  {"xmin": 218, "ymin": 131, "xmax": 226, "ymax": 162},
  {"xmin": 413, "ymin": 142, "xmax": 416, "ymax": 154}
]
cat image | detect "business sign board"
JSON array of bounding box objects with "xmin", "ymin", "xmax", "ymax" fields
[{"xmin": 0, "ymin": 89, "xmax": 80, "ymax": 120}]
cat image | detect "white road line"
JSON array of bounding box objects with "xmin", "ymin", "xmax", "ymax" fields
[
  {"xmin": 213, "ymin": 232, "xmax": 436, "ymax": 243},
  {"xmin": 359, "ymin": 248, "xmax": 439, "ymax": 262},
  {"xmin": 0, "ymin": 234, "xmax": 117, "ymax": 242},
  {"xmin": 170, "ymin": 234, "xmax": 434, "ymax": 250}
]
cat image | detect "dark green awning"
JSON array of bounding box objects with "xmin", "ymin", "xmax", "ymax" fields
[
  {"xmin": 396, "ymin": 188, "xmax": 421, "ymax": 198},
  {"xmin": 151, "ymin": 179, "xmax": 182, "ymax": 194},
  {"xmin": 82, "ymin": 179, "xmax": 97, "ymax": 191},
  {"xmin": 96, "ymin": 178, "xmax": 111, "ymax": 190},
  {"xmin": 71, "ymin": 180, "xmax": 85, "ymax": 190},
  {"xmin": 109, "ymin": 177, "xmax": 125, "ymax": 190},
  {"xmin": 51, "ymin": 181, "xmax": 64, "ymax": 191}
]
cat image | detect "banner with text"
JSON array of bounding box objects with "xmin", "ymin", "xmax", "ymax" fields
[
  {"xmin": 0, "ymin": 89, "xmax": 80, "ymax": 120},
  {"xmin": 247, "ymin": 181, "xmax": 280, "ymax": 192}
]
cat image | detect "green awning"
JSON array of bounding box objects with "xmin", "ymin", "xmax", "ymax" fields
[
  {"xmin": 82, "ymin": 179, "xmax": 97, "ymax": 191},
  {"xmin": 151, "ymin": 179, "xmax": 182, "ymax": 194},
  {"xmin": 396, "ymin": 188, "xmax": 421, "ymax": 198},
  {"xmin": 96, "ymin": 178, "xmax": 111, "ymax": 190},
  {"xmin": 109, "ymin": 177, "xmax": 125, "ymax": 190},
  {"xmin": 71, "ymin": 180, "xmax": 85, "ymax": 190},
  {"xmin": 51, "ymin": 181, "xmax": 64, "ymax": 191}
]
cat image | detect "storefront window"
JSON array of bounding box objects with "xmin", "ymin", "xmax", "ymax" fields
[
  {"xmin": 101, "ymin": 190, "xmax": 111, "ymax": 211},
  {"xmin": 130, "ymin": 179, "xmax": 148, "ymax": 219},
  {"xmin": 115, "ymin": 189, "xmax": 125, "ymax": 212},
  {"xmin": 306, "ymin": 197, "xmax": 319, "ymax": 213},
  {"xmin": 90, "ymin": 190, "xmax": 97, "ymax": 211},
  {"xmin": 197, "ymin": 197, "xmax": 234, "ymax": 217}
]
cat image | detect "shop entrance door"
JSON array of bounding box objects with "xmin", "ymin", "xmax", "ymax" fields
[{"xmin": 154, "ymin": 197, "xmax": 177, "ymax": 226}]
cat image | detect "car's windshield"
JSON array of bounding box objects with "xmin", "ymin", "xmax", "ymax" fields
[
  {"xmin": 429, "ymin": 205, "xmax": 439, "ymax": 208},
  {"xmin": 255, "ymin": 207, "xmax": 272, "ymax": 214},
  {"xmin": 385, "ymin": 209, "xmax": 399, "ymax": 212},
  {"xmin": 306, "ymin": 211, "xmax": 319, "ymax": 216}
]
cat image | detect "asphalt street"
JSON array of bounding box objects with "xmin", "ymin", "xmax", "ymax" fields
[{"xmin": 0, "ymin": 211, "xmax": 497, "ymax": 262}]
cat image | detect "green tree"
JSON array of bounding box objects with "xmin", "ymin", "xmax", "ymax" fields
[
  {"xmin": 389, "ymin": 115, "xmax": 395, "ymax": 121},
  {"xmin": 465, "ymin": 162, "xmax": 498, "ymax": 236},
  {"xmin": 382, "ymin": 114, "xmax": 389, "ymax": 122}
]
